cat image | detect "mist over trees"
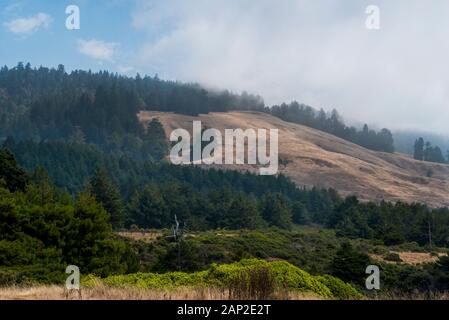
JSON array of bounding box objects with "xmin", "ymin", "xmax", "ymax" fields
[
  {"xmin": 394, "ymin": 131, "xmax": 449, "ymax": 156},
  {"xmin": 1, "ymin": 63, "xmax": 394, "ymax": 153},
  {"xmin": 269, "ymin": 102, "xmax": 395, "ymax": 153},
  {"xmin": 0, "ymin": 63, "xmax": 263, "ymax": 141},
  {"xmin": 414, "ymin": 137, "xmax": 448, "ymax": 164}
]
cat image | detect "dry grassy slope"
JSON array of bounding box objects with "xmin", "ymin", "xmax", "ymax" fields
[{"xmin": 139, "ymin": 111, "xmax": 449, "ymax": 207}]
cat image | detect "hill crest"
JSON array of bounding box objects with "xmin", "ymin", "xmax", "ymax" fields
[{"xmin": 139, "ymin": 111, "xmax": 449, "ymax": 207}]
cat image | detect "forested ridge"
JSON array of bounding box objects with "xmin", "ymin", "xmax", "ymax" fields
[
  {"xmin": 1, "ymin": 63, "xmax": 394, "ymax": 153},
  {"xmin": 3, "ymin": 138, "xmax": 449, "ymax": 247}
]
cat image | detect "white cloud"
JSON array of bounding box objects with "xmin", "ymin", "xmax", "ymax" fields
[
  {"xmin": 117, "ymin": 65, "xmax": 134, "ymax": 73},
  {"xmin": 4, "ymin": 12, "xmax": 52, "ymax": 35},
  {"xmin": 77, "ymin": 39, "xmax": 119, "ymax": 62},
  {"xmin": 3, "ymin": 2, "xmax": 24, "ymax": 13},
  {"xmin": 130, "ymin": 0, "xmax": 449, "ymax": 135}
]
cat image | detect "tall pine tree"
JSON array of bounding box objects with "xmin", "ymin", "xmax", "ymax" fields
[{"xmin": 88, "ymin": 167, "xmax": 124, "ymax": 229}]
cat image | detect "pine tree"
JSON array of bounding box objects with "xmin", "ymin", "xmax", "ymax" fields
[
  {"xmin": 291, "ymin": 201, "xmax": 310, "ymax": 225},
  {"xmin": 414, "ymin": 137, "xmax": 424, "ymax": 160},
  {"xmin": 88, "ymin": 167, "xmax": 124, "ymax": 229},
  {"xmin": 126, "ymin": 184, "xmax": 169, "ymax": 229},
  {"xmin": 224, "ymin": 195, "xmax": 264, "ymax": 229},
  {"xmin": 0, "ymin": 148, "xmax": 28, "ymax": 192},
  {"xmin": 331, "ymin": 242, "xmax": 371, "ymax": 285},
  {"xmin": 260, "ymin": 193, "xmax": 292, "ymax": 229},
  {"xmin": 27, "ymin": 166, "xmax": 55, "ymax": 205}
]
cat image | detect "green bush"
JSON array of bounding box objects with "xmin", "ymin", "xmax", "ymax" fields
[
  {"xmin": 0, "ymin": 270, "xmax": 17, "ymax": 287},
  {"xmin": 269, "ymin": 260, "xmax": 332, "ymax": 297},
  {"xmin": 82, "ymin": 259, "xmax": 362, "ymax": 299},
  {"xmin": 384, "ymin": 252, "xmax": 402, "ymax": 262},
  {"xmin": 316, "ymin": 275, "xmax": 363, "ymax": 300}
]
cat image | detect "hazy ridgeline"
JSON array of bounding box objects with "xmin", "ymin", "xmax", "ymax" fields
[{"xmin": 1, "ymin": 63, "xmax": 395, "ymax": 153}]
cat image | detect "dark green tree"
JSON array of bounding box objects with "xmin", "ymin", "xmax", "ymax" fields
[
  {"xmin": 0, "ymin": 148, "xmax": 28, "ymax": 192},
  {"xmin": 260, "ymin": 193, "xmax": 292, "ymax": 229},
  {"xmin": 88, "ymin": 167, "xmax": 124, "ymax": 229},
  {"xmin": 26, "ymin": 166, "xmax": 56, "ymax": 205},
  {"xmin": 126, "ymin": 184, "xmax": 169, "ymax": 229},
  {"xmin": 223, "ymin": 195, "xmax": 264, "ymax": 229},
  {"xmin": 291, "ymin": 201, "xmax": 310, "ymax": 225},
  {"xmin": 331, "ymin": 242, "xmax": 371, "ymax": 286}
]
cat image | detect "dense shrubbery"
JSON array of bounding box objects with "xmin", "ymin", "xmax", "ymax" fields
[
  {"xmin": 124, "ymin": 228, "xmax": 449, "ymax": 295},
  {"xmin": 316, "ymin": 275, "xmax": 362, "ymax": 300},
  {"xmin": 131, "ymin": 228, "xmax": 351, "ymax": 275},
  {"xmin": 82, "ymin": 259, "xmax": 362, "ymax": 300},
  {"xmin": 328, "ymin": 196, "xmax": 449, "ymax": 247},
  {"xmin": 374, "ymin": 255, "xmax": 449, "ymax": 293}
]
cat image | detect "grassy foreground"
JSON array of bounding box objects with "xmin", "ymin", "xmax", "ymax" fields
[
  {"xmin": 0, "ymin": 286, "xmax": 323, "ymax": 300},
  {"xmin": 80, "ymin": 259, "xmax": 362, "ymax": 300},
  {"xmin": 0, "ymin": 259, "xmax": 361, "ymax": 300}
]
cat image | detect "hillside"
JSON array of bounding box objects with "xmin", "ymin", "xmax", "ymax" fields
[{"xmin": 139, "ymin": 111, "xmax": 449, "ymax": 207}]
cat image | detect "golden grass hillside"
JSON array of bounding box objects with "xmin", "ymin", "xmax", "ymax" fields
[{"xmin": 139, "ymin": 111, "xmax": 449, "ymax": 207}]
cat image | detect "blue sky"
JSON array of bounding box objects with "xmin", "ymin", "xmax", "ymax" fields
[
  {"xmin": 0, "ymin": 0, "xmax": 142, "ymax": 73},
  {"xmin": 1, "ymin": 0, "xmax": 449, "ymax": 135}
]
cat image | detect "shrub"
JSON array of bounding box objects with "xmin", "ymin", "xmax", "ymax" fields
[
  {"xmin": 384, "ymin": 252, "xmax": 402, "ymax": 262},
  {"xmin": 269, "ymin": 260, "xmax": 332, "ymax": 298},
  {"xmin": 0, "ymin": 270, "xmax": 17, "ymax": 287},
  {"xmin": 83, "ymin": 259, "xmax": 362, "ymax": 299},
  {"xmin": 316, "ymin": 275, "xmax": 363, "ymax": 300},
  {"xmin": 228, "ymin": 265, "xmax": 275, "ymax": 300}
]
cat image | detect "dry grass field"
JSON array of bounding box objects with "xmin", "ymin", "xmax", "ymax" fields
[
  {"xmin": 116, "ymin": 231, "xmax": 163, "ymax": 243},
  {"xmin": 0, "ymin": 286, "xmax": 320, "ymax": 300},
  {"xmin": 370, "ymin": 251, "xmax": 447, "ymax": 265},
  {"xmin": 139, "ymin": 111, "xmax": 449, "ymax": 207},
  {"xmin": 2, "ymin": 286, "xmax": 448, "ymax": 300}
]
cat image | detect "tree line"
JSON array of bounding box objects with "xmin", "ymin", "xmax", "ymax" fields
[
  {"xmin": 0, "ymin": 148, "xmax": 138, "ymax": 283},
  {"xmin": 414, "ymin": 137, "xmax": 449, "ymax": 164},
  {"xmin": 4, "ymin": 137, "xmax": 449, "ymax": 248},
  {"xmin": 1, "ymin": 63, "xmax": 394, "ymax": 153},
  {"xmin": 268, "ymin": 102, "xmax": 395, "ymax": 152}
]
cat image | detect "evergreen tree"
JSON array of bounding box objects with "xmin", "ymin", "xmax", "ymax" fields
[
  {"xmin": 142, "ymin": 118, "xmax": 168, "ymax": 161},
  {"xmin": 27, "ymin": 166, "xmax": 56, "ymax": 205},
  {"xmin": 223, "ymin": 195, "xmax": 264, "ymax": 229},
  {"xmin": 426, "ymin": 145, "xmax": 445, "ymax": 163},
  {"xmin": 414, "ymin": 138, "xmax": 425, "ymax": 160},
  {"xmin": 88, "ymin": 167, "xmax": 124, "ymax": 229},
  {"xmin": 0, "ymin": 148, "xmax": 28, "ymax": 192},
  {"xmin": 291, "ymin": 201, "xmax": 310, "ymax": 225},
  {"xmin": 331, "ymin": 242, "xmax": 371, "ymax": 285},
  {"xmin": 126, "ymin": 185, "xmax": 169, "ymax": 229},
  {"xmin": 260, "ymin": 193, "xmax": 292, "ymax": 229}
]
